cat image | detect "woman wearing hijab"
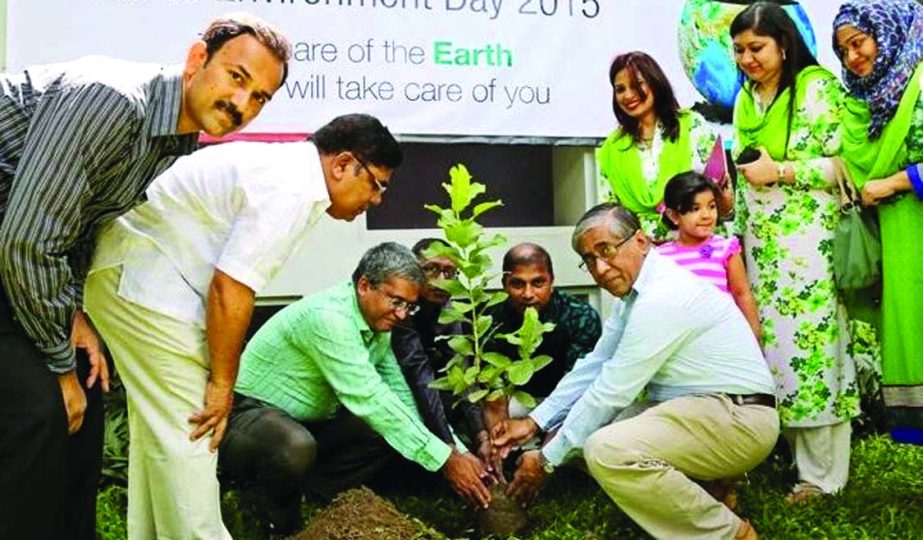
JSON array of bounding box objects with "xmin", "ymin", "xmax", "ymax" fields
[
  {"xmin": 730, "ymin": 2, "xmax": 861, "ymax": 502},
  {"xmin": 595, "ymin": 51, "xmax": 724, "ymax": 243},
  {"xmin": 835, "ymin": 0, "xmax": 923, "ymax": 445}
]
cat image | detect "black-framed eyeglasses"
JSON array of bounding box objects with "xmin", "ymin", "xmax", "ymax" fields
[
  {"xmin": 375, "ymin": 286, "xmax": 419, "ymax": 316},
  {"xmin": 421, "ymin": 263, "xmax": 458, "ymax": 280},
  {"xmin": 577, "ymin": 230, "xmax": 638, "ymax": 272},
  {"xmin": 355, "ymin": 157, "xmax": 388, "ymax": 193}
]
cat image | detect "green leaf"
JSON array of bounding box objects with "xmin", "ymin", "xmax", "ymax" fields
[
  {"xmin": 507, "ymin": 360, "xmax": 535, "ymax": 386},
  {"xmin": 485, "ymin": 291, "xmax": 508, "ymax": 309},
  {"xmin": 471, "ymin": 200, "xmax": 503, "ymax": 219},
  {"xmin": 516, "ymin": 307, "xmax": 553, "ymax": 359},
  {"xmin": 444, "ymin": 220, "xmax": 482, "ymax": 248},
  {"xmin": 467, "ymin": 389, "xmax": 489, "ymax": 403},
  {"xmin": 476, "ymin": 315, "xmax": 493, "ymax": 338},
  {"xmin": 482, "ymin": 352, "xmax": 512, "ymax": 368},
  {"xmin": 438, "ymin": 307, "xmax": 466, "ymax": 325},
  {"xmin": 464, "ymin": 366, "xmax": 479, "ymax": 385},
  {"xmin": 451, "ymin": 299, "xmax": 475, "ymax": 314},
  {"xmin": 428, "ymin": 377, "xmax": 454, "ymax": 391},
  {"xmin": 448, "ymin": 336, "xmax": 474, "ymax": 356},
  {"xmin": 531, "ymin": 355, "xmax": 553, "ymax": 373},
  {"xmin": 486, "ymin": 388, "xmax": 506, "ymax": 402},
  {"xmin": 445, "ymin": 164, "xmax": 487, "ymax": 214},
  {"xmin": 512, "ymin": 390, "xmax": 537, "ymax": 409},
  {"xmin": 477, "ymin": 366, "xmax": 499, "ymax": 383}
]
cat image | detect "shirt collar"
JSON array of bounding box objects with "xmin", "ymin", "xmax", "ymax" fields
[
  {"xmin": 627, "ymin": 249, "xmax": 659, "ymax": 298},
  {"xmin": 346, "ymin": 281, "xmax": 375, "ymax": 341},
  {"xmin": 143, "ymin": 64, "xmax": 187, "ymax": 138}
]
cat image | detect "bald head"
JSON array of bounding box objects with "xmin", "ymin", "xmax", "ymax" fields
[{"xmin": 502, "ymin": 242, "xmax": 554, "ymax": 278}]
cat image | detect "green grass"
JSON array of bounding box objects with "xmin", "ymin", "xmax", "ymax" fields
[{"xmin": 96, "ymin": 435, "xmax": 923, "ymax": 539}]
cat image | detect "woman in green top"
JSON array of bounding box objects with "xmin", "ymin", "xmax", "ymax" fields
[
  {"xmin": 595, "ymin": 51, "xmax": 721, "ymax": 242},
  {"xmin": 731, "ymin": 2, "xmax": 862, "ymax": 501},
  {"xmin": 834, "ymin": 0, "xmax": 923, "ymax": 443}
]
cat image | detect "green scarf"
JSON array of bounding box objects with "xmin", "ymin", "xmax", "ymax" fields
[
  {"xmin": 735, "ymin": 66, "xmax": 838, "ymax": 160},
  {"xmin": 596, "ymin": 111, "xmax": 695, "ymax": 216},
  {"xmin": 842, "ymin": 62, "xmax": 923, "ymax": 186}
]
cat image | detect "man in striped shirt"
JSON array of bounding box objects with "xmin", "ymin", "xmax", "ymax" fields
[{"xmin": 0, "ymin": 13, "xmax": 290, "ymax": 540}]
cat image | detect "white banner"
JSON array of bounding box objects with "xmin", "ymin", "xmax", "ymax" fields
[{"xmin": 6, "ymin": 0, "xmax": 843, "ymax": 138}]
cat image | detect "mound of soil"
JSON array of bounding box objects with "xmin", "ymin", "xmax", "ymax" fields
[
  {"xmin": 293, "ymin": 487, "xmax": 444, "ymax": 540},
  {"xmin": 475, "ymin": 483, "xmax": 528, "ymax": 537}
]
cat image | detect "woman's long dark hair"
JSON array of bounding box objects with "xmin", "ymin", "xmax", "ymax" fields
[
  {"xmin": 608, "ymin": 52, "xmax": 681, "ymax": 144},
  {"xmin": 730, "ymin": 2, "xmax": 819, "ymax": 158}
]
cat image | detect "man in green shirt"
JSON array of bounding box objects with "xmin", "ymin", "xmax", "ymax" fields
[{"xmin": 220, "ymin": 242, "xmax": 491, "ymax": 536}]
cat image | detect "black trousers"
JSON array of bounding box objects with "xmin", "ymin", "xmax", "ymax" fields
[
  {"xmin": 0, "ymin": 287, "xmax": 103, "ymax": 540},
  {"xmin": 219, "ymin": 393, "xmax": 393, "ymax": 535}
]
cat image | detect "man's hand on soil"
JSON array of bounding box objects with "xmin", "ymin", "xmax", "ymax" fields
[
  {"xmin": 507, "ymin": 449, "xmax": 546, "ymax": 506},
  {"xmin": 442, "ymin": 450, "xmax": 492, "ymax": 509}
]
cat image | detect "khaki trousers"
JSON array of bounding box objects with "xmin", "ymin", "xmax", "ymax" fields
[
  {"xmin": 85, "ymin": 267, "xmax": 232, "ymax": 540},
  {"xmin": 583, "ymin": 394, "xmax": 779, "ymax": 540}
]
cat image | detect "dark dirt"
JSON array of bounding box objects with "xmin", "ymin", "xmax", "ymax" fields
[
  {"xmin": 474, "ymin": 483, "xmax": 529, "ymax": 538},
  {"xmin": 293, "ymin": 487, "xmax": 445, "ymax": 540}
]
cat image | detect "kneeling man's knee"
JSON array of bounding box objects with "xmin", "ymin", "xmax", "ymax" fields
[{"xmin": 272, "ymin": 428, "xmax": 318, "ymax": 480}]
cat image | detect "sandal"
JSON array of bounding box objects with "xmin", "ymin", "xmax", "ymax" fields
[{"xmin": 784, "ymin": 481, "xmax": 824, "ymax": 504}]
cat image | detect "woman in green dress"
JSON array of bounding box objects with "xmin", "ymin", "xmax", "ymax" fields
[
  {"xmin": 595, "ymin": 51, "xmax": 723, "ymax": 243},
  {"xmin": 731, "ymin": 2, "xmax": 860, "ymax": 501},
  {"xmin": 834, "ymin": 0, "xmax": 923, "ymax": 444}
]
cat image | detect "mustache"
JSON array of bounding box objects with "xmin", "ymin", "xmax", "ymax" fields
[{"xmin": 215, "ymin": 101, "xmax": 243, "ymax": 127}]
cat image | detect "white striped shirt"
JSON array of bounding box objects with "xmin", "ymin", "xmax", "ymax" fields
[{"xmin": 0, "ymin": 56, "xmax": 198, "ymax": 372}]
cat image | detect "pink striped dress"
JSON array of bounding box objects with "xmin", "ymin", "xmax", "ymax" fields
[{"xmin": 656, "ymin": 235, "xmax": 740, "ymax": 295}]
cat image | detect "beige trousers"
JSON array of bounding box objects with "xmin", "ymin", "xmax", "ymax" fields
[
  {"xmin": 85, "ymin": 267, "xmax": 232, "ymax": 540},
  {"xmin": 583, "ymin": 394, "xmax": 779, "ymax": 540}
]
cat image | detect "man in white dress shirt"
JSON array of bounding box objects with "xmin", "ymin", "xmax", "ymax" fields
[
  {"xmin": 493, "ymin": 203, "xmax": 779, "ymax": 540},
  {"xmin": 83, "ymin": 113, "xmax": 402, "ymax": 539}
]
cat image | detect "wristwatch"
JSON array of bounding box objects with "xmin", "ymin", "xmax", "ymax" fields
[{"xmin": 538, "ymin": 451, "xmax": 555, "ymax": 474}]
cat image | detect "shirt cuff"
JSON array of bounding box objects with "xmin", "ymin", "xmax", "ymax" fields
[
  {"xmin": 529, "ymin": 401, "xmax": 558, "ymax": 432},
  {"xmin": 541, "ymin": 433, "xmax": 572, "ymax": 467},
  {"xmin": 42, "ymin": 338, "xmax": 76, "ymax": 373},
  {"xmin": 417, "ymin": 436, "xmax": 453, "ymax": 472}
]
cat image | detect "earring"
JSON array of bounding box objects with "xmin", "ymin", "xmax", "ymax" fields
[{"xmin": 782, "ymin": 49, "xmax": 787, "ymax": 61}]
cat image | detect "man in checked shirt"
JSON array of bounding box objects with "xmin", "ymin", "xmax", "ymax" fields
[{"xmin": 0, "ymin": 13, "xmax": 290, "ymax": 540}]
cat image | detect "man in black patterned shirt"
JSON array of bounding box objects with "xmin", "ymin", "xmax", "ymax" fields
[
  {"xmin": 484, "ymin": 243, "xmax": 602, "ymax": 424},
  {"xmin": 0, "ymin": 13, "xmax": 290, "ymax": 540}
]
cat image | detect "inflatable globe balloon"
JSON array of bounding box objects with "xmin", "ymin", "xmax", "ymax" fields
[{"xmin": 678, "ymin": 0, "xmax": 818, "ymax": 114}]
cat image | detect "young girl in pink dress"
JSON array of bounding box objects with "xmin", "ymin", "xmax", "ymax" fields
[{"xmin": 658, "ymin": 172, "xmax": 761, "ymax": 341}]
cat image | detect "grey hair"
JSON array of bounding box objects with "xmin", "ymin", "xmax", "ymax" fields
[
  {"xmin": 351, "ymin": 242, "xmax": 426, "ymax": 286},
  {"xmin": 571, "ymin": 203, "xmax": 640, "ymax": 252}
]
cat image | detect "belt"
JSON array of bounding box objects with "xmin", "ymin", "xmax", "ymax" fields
[{"xmin": 724, "ymin": 393, "xmax": 776, "ymax": 408}]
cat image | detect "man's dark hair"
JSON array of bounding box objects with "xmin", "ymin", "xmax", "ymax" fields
[
  {"xmin": 502, "ymin": 243, "xmax": 555, "ymax": 279},
  {"xmin": 411, "ymin": 238, "xmax": 449, "ymax": 258},
  {"xmin": 351, "ymin": 242, "xmax": 425, "ymax": 286},
  {"xmin": 201, "ymin": 12, "xmax": 292, "ymax": 86},
  {"xmin": 311, "ymin": 114, "xmax": 403, "ymax": 169}
]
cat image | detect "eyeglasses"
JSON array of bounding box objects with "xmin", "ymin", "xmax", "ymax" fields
[
  {"xmin": 355, "ymin": 157, "xmax": 388, "ymax": 193},
  {"xmin": 577, "ymin": 230, "xmax": 638, "ymax": 272},
  {"xmin": 421, "ymin": 263, "xmax": 458, "ymax": 280},
  {"xmin": 375, "ymin": 286, "xmax": 419, "ymax": 316}
]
